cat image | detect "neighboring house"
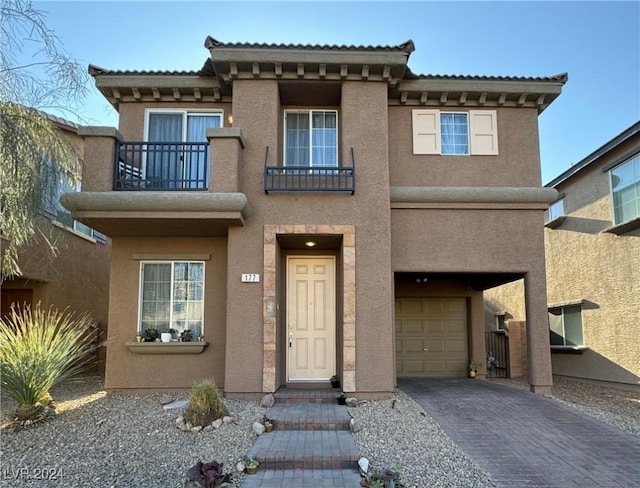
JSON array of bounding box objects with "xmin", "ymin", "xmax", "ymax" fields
[
  {"xmin": 0, "ymin": 112, "xmax": 111, "ymax": 373},
  {"xmin": 486, "ymin": 122, "xmax": 640, "ymax": 388},
  {"xmin": 62, "ymin": 37, "xmax": 566, "ymax": 396}
]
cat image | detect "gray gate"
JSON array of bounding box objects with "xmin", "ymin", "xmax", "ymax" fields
[{"xmin": 485, "ymin": 331, "xmax": 509, "ymax": 378}]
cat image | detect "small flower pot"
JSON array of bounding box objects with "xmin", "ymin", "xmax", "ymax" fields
[
  {"xmin": 246, "ymin": 465, "xmax": 259, "ymax": 475},
  {"xmin": 161, "ymin": 333, "xmax": 172, "ymax": 343},
  {"xmin": 469, "ymin": 370, "xmax": 477, "ymax": 378},
  {"xmin": 135, "ymin": 335, "xmax": 142, "ymax": 343},
  {"xmin": 337, "ymin": 396, "xmax": 347, "ymax": 405},
  {"xmin": 331, "ymin": 380, "xmax": 341, "ymax": 389},
  {"xmin": 264, "ymin": 422, "xmax": 273, "ymax": 432}
]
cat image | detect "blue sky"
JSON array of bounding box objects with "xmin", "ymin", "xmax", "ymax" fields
[{"xmin": 34, "ymin": 1, "xmax": 640, "ymax": 183}]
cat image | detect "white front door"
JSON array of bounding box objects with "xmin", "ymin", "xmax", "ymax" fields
[{"xmin": 287, "ymin": 257, "xmax": 336, "ymax": 381}]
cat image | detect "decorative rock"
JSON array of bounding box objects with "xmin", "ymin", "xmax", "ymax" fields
[
  {"xmin": 211, "ymin": 418, "xmax": 223, "ymax": 429},
  {"xmin": 350, "ymin": 418, "xmax": 362, "ymax": 433},
  {"xmin": 191, "ymin": 426, "xmax": 202, "ymax": 433},
  {"xmin": 223, "ymin": 416, "xmax": 234, "ymax": 424},
  {"xmin": 252, "ymin": 421, "xmax": 266, "ymax": 436},
  {"xmin": 175, "ymin": 416, "xmax": 184, "ymax": 425},
  {"xmin": 236, "ymin": 461, "xmax": 246, "ymax": 473},
  {"xmin": 162, "ymin": 400, "xmax": 188, "ymax": 410},
  {"xmin": 255, "ymin": 413, "xmax": 265, "ymax": 423},
  {"xmin": 202, "ymin": 425, "xmax": 213, "ymax": 433},
  {"xmin": 358, "ymin": 457, "xmax": 369, "ymax": 474},
  {"xmin": 260, "ymin": 393, "xmax": 275, "ymax": 408},
  {"xmin": 185, "ymin": 422, "xmax": 193, "ymax": 430},
  {"xmin": 346, "ymin": 397, "xmax": 358, "ymax": 407}
]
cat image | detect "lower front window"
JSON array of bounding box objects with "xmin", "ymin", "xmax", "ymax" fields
[{"xmin": 139, "ymin": 261, "xmax": 204, "ymax": 337}]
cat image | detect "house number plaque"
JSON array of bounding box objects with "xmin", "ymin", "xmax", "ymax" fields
[{"xmin": 241, "ymin": 274, "xmax": 260, "ymax": 283}]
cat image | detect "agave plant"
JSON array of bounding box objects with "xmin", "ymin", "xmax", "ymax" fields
[{"xmin": 0, "ymin": 304, "xmax": 97, "ymax": 426}]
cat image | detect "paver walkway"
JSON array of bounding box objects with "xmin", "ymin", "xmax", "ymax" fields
[
  {"xmin": 241, "ymin": 388, "xmax": 361, "ymax": 487},
  {"xmin": 399, "ymin": 378, "xmax": 640, "ymax": 488}
]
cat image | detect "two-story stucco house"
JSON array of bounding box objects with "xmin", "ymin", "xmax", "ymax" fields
[
  {"xmin": 62, "ymin": 37, "xmax": 566, "ymax": 396},
  {"xmin": 1, "ymin": 111, "xmax": 111, "ymax": 372},
  {"xmin": 487, "ymin": 121, "xmax": 640, "ymax": 388}
]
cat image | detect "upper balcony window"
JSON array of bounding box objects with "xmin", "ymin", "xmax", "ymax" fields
[
  {"xmin": 610, "ymin": 153, "xmax": 640, "ymax": 225},
  {"xmin": 284, "ymin": 110, "xmax": 338, "ymax": 167},
  {"xmin": 412, "ymin": 109, "xmax": 498, "ymax": 156},
  {"xmin": 144, "ymin": 110, "xmax": 222, "ymax": 189}
]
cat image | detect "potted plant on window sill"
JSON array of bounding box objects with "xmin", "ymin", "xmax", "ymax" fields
[
  {"xmin": 143, "ymin": 328, "xmax": 158, "ymax": 342},
  {"xmin": 180, "ymin": 329, "xmax": 193, "ymax": 342},
  {"xmin": 161, "ymin": 329, "xmax": 175, "ymax": 343}
]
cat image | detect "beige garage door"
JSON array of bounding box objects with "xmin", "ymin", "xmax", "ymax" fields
[{"xmin": 396, "ymin": 298, "xmax": 468, "ymax": 377}]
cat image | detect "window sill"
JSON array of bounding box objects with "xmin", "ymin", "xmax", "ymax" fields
[
  {"xmin": 551, "ymin": 346, "xmax": 587, "ymax": 355},
  {"xmin": 602, "ymin": 216, "xmax": 640, "ymax": 235},
  {"xmin": 51, "ymin": 219, "xmax": 98, "ymax": 243},
  {"xmin": 125, "ymin": 341, "xmax": 208, "ymax": 354},
  {"xmin": 544, "ymin": 216, "xmax": 566, "ymax": 229}
]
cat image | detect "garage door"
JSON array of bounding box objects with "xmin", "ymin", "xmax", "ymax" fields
[{"xmin": 395, "ymin": 298, "xmax": 468, "ymax": 377}]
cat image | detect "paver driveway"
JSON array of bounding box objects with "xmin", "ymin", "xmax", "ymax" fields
[{"xmin": 399, "ymin": 378, "xmax": 640, "ymax": 488}]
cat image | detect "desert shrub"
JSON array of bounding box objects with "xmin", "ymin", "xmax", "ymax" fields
[
  {"xmin": 183, "ymin": 379, "xmax": 226, "ymax": 427},
  {"xmin": 0, "ymin": 304, "xmax": 96, "ymax": 427}
]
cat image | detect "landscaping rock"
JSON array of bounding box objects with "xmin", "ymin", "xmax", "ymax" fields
[
  {"xmin": 252, "ymin": 421, "xmax": 265, "ymax": 436},
  {"xmin": 350, "ymin": 418, "xmax": 362, "ymax": 433},
  {"xmin": 346, "ymin": 397, "xmax": 358, "ymax": 407},
  {"xmin": 236, "ymin": 461, "xmax": 246, "ymax": 473},
  {"xmin": 202, "ymin": 425, "xmax": 213, "ymax": 433},
  {"xmin": 358, "ymin": 457, "xmax": 369, "ymax": 474},
  {"xmin": 211, "ymin": 418, "xmax": 223, "ymax": 429},
  {"xmin": 223, "ymin": 416, "xmax": 234, "ymax": 424},
  {"xmin": 260, "ymin": 393, "xmax": 275, "ymax": 408},
  {"xmin": 162, "ymin": 400, "xmax": 188, "ymax": 410},
  {"xmin": 190, "ymin": 426, "xmax": 202, "ymax": 433}
]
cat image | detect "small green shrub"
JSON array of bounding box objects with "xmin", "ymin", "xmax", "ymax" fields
[
  {"xmin": 0, "ymin": 304, "xmax": 96, "ymax": 427},
  {"xmin": 183, "ymin": 379, "xmax": 226, "ymax": 427}
]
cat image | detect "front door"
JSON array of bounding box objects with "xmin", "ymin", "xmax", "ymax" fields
[{"xmin": 287, "ymin": 257, "xmax": 335, "ymax": 381}]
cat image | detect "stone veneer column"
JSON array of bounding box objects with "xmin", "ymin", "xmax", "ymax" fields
[{"xmin": 263, "ymin": 225, "xmax": 356, "ymax": 393}]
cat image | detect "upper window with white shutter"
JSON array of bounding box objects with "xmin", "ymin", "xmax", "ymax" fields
[{"xmin": 412, "ymin": 109, "xmax": 498, "ymax": 156}]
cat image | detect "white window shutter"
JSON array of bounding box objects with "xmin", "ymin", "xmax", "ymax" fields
[
  {"xmin": 469, "ymin": 110, "xmax": 499, "ymax": 155},
  {"xmin": 412, "ymin": 109, "xmax": 441, "ymax": 154}
]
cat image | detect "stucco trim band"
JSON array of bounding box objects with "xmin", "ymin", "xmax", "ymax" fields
[
  {"xmin": 263, "ymin": 224, "xmax": 356, "ymax": 393},
  {"xmin": 62, "ymin": 192, "xmax": 248, "ymax": 214},
  {"xmin": 132, "ymin": 254, "xmax": 211, "ymax": 261},
  {"xmin": 390, "ymin": 187, "xmax": 558, "ymax": 205}
]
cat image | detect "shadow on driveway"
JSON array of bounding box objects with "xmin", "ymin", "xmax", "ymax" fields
[{"xmin": 398, "ymin": 378, "xmax": 640, "ymax": 488}]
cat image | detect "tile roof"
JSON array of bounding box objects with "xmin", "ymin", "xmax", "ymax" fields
[
  {"xmin": 89, "ymin": 58, "xmax": 215, "ymax": 77},
  {"xmin": 204, "ymin": 36, "xmax": 415, "ymax": 53},
  {"xmin": 403, "ymin": 68, "xmax": 568, "ymax": 83}
]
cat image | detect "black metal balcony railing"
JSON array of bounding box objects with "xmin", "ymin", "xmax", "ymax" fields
[
  {"xmin": 263, "ymin": 147, "xmax": 356, "ymax": 194},
  {"xmin": 114, "ymin": 141, "xmax": 210, "ymax": 190}
]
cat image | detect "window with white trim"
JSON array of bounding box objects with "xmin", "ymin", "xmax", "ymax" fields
[
  {"xmin": 610, "ymin": 153, "xmax": 640, "ymax": 225},
  {"xmin": 495, "ymin": 313, "xmax": 506, "ymax": 331},
  {"xmin": 412, "ymin": 109, "xmax": 498, "ymax": 155},
  {"xmin": 139, "ymin": 261, "xmax": 205, "ymax": 337},
  {"xmin": 40, "ymin": 160, "xmax": 106, "ymax": 243},
  {"xmin": 549, "ymin": 305, "xmax": 583, "ymax": 346},
  {"xmin": 284, "ymin": 110, "xmax": 338, "ymax": 167}
]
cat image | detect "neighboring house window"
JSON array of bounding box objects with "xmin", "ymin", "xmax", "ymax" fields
[
  {"xmin": 284, "ymin": 110, "xmax": 338, "ymax": 167},
  {"xmin": 412, "ymin": 109, "xmax": 498, "ymax": 156},
  {"xmin": 495, "ymin": 313, "xmax": 506, "ymax": 331},
  {"xmin": 610, "ymin": 153, "xmax": 640, "ymax": 225},
  {"xmin": 145, "ymin": 110, "xmax": 223, "ymax": 189},
  {"xmin": 549, "ymin": 305, "xmax": 583, "ymax": 346},
  {"xmin": 139, "ymin": 261, "xmax": 205, "ymax": 337},
  {"xmin": 40, "ymin": 160, "xmax": 107, "ymax": 244},
  {"xmin": 547, "ymin": 198, "xmax": 565, "ymax": 222}
]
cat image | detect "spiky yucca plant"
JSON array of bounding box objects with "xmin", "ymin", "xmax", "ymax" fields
[
  {"xmin": 183, "ymin": 379, "xmax": 226, "ymax": 427},
  {"xmin": 0, "ymin": 304, "xmax": 96, "ymax": 426}
]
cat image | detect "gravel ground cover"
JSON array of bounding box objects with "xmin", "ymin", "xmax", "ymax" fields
[{"xmin": 2, "ymin": 375, "xmax": 637, "ymax": 487}]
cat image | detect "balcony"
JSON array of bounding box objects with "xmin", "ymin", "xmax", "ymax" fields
[
  {"xmin": 263, "ymin": 147, "xmax": 356, "ymax": 194},
  {"xmin": 114, "ymin": 141, "xmax": 210, "ymax": 190},
  {"xmin": 61, "ymin": 127, "xmax": 248, "ymax": 237}
]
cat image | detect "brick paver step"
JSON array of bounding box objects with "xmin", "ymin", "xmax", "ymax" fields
[
  {"xmin": 273, "ymin": 387, "xmax": 338, "ymax": 404},
  {"xmin": 267, "ymin": 402, "xmax": 351, "ymax": 431},
  {"xmin": 248, "ymin": 430, "xmax": 360, "ymax": 470},
  {"xmin": 240, "ymin": 468, "xmax": 362, "ymax": 488}
]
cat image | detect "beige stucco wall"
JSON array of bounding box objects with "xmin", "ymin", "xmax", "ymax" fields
[
  {"xmin": 485, "ymin": 133, "xmax": 640, "ymax": 386},
  {"xmin": 388, "ymin": 107, "xmax": 541, "ymax": 187},
  {"xmin": 220, "ymin": 79, "xmax": 395, "ymax": 395},
  {"xmin": 104, "ymin": 237, "xmax": 227, "ymax": 390}
]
